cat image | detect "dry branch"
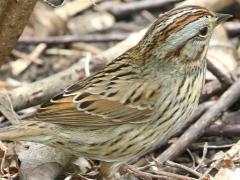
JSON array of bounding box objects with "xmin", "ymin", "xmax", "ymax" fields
[
  {"xmin": 7, "ymin": 60, "xmax": 104, "ymax": 112},
  {"xmin": 101, "ymin": 0, "xmax": 181, "ymax": 18},
  {"xmin": 201, "ymin": 80, "xmax": 226, "ymax": 102},
  {"xmin": 18, "ymin": 33, "xmax": 129, "ymax": 45},
  {"xmin": 205, "ymin": 124, "xmax": 240, "ymax": 137},
  {"xmin": 207, "ymin": 59, "xmax": 234, "ymax": 87},
  {"xmin": 0, "ymin": 0, "xmax": 38, "ymax": 66}
]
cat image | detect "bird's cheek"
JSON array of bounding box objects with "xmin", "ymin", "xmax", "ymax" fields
[{"xmin": 180, "ymin": 42, "xmax": 201, "ymax": 61}]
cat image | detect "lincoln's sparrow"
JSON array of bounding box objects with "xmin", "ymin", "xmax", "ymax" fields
[{"xmin": 0, "ymin": 6, "xmax": 231, "ymax": 178}]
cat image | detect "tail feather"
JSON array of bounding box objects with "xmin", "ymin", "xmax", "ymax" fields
[{"xmin": 0, "ymin": 121, "xmax": 53, "ymax": 141}]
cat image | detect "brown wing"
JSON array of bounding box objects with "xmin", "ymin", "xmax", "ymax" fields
[{"xmin": 33, "ymin": 58, "xmax": 161, "ymax": 126}]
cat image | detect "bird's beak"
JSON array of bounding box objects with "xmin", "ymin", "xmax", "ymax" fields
[{"xmin": 215, "ymin": 13, "xmax": 232, "ymax": 25}]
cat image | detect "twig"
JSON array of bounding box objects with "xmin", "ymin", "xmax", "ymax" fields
[
  {"xmin": 157, "ymin": 78, "xmax": 240, "ymax": 163},
  {"xmin": 205, "ymin": 124, "xmax": 240, "ymax": 137},
  {"xmin": 200, "ymin": 140, "xmax": 240, "ymax": 179},
  {"xmin": 164, "ymin": 161, "xmax": 202, "ymax": 178},
  {"xmin": 189, "ymin": 101, "xmax": 215, "ymax": 122},
  {"xmin": 190, "ymin": 143, "xmax": 235, "ymax": 150},
  {"xmin": 0, "ymin": 141, "xmax": 7, "ymax": 175},
  {"xmin": 45, "ymin": 48, "xmax": 82, "ymax": 56},
  {"xmin": 140, "ymin": 10, "xmax": 156, "ymax": 23},
  {"xmin": 18, "ymin": 33, "xmax": 129, "ymax": 45},
  {"xmin": 186, "ymin": 148, "xmax": 196, "ymax": 168},
  {"xmin": 200, "ymin": 80, "xmax": 225, "ymax": 102},
  {"xmin": 102, "ymin": 0, "xmax": 182, "ymax": 18},
  {"xmin": 0, "ymin": 91, "xmax": 20, "ymax": 125},
  {"xmin": 207, "ymin": 59, "xmax": 233, "ymax": 86},
  {"xmin": 154, "ymin": 170, "xmax": 197, "ymax": 180},
  {"xmin": 83, "ymin": 53, "xmax": 91, "ymax": 77},
  {"xmin": 125, "ymin": 164, "xmax": 196, "ymax": 180},
  {"xmin": 12, "ymin": 48, "xmax": 43, "ymax": 65},
  {"xmin": 11, "ymin": 43, "xmax": 47, "ymax": 75},
  {"xmin": 194, "ymin": 142, "xmax": 208, "ymax": 171}
]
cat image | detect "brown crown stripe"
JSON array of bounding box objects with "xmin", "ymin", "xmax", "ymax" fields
[
  {"xmin": 155, "ymin": 11, "xmax": 210, "ymax": 40},
  {"xmin": 150, "ymin": 7, "xmax": 213, "ymax": 41},
  {"xmin": 159, "ymin": 11, "xmax": 212, "ymax": 40},
  {"xmin": 140, "ymin": 11, "xmax": 211, "ymax": 61},
  {"xmin": 168, "ymin": 6, "xmax": 214, "ymax": 17}
]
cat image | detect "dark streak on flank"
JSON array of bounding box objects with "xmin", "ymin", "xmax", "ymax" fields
[
  {"xmin": 157, "ymin": 107, "xmax": 180, "ymax": 127},
  {"xmin": 122, "ymin": 85, "xmax": 141, "ymax": 105},
  {"xmin": 56, "ymin": 141, "xmax": 64, "ymax": 145},
  {"xmin": 104, "ymin": 148, "xmax": 119, "ymax": 156},
  {"xmin": 109, "ymin": 137, "xmax": 123, "ymax": 147},
  {"xmin": 105, "ymin": 64, "xmax": 130, "ymax": 73},
  {"xmin": 177, "ymin": 76, "xmax": 186, "ymax": 96},
  {"xmin": 156, "ymin": 98, "xmax": 172, "ymax": 120},
  {"xmin": 111, "ymin": 76, "xmax": 119, "ymax": 81},
  {"xmin": 119, "ymin": 143, "xmax": 135, "ymax": 154},
  {"xmin": 143, "ymin": 130, "xmax": 156, "ymax": 141},
  {"xmin": 27, "ymin": 123, "xmax": 38, "ymax": 127},
  {"xmin": 117, "ymin": 71, "xmax": 135, "ymax": 78}
]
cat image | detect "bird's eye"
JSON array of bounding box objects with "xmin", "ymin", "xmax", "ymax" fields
[{"xmin": 198, "ymin": 27, "xmax": 209, "ymax": 37}]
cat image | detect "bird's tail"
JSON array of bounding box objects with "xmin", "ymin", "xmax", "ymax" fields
[{"xmin": 0, "ymin": 121, "xmax": 53, "ymax": 142}]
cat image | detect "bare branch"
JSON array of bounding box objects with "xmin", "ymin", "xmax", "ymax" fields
[{"xmin": 0, "ymin": 0, "xmax": 38, "ymax": 66}]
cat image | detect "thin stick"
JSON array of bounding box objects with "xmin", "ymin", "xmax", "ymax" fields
[
  {"xmin": 18, "ymin": 33, "xmax": 129, "ymax": 45},
  {"xmin": 200, "ymin": 140, "xmax": 240, "ymax": 179},
  {"xmin": 194, "ymin": 142, "xmax": 208, "ymax": 171},
  {"xmin": 0, "ymin": 92, "xmax": 20, "ymax": 125},
  {"xmin": 205, "ymin": 124, "xmax": 240, "ymax": 136},
  {"xmin": 164, "ymin": 161, "xmax": 202, "ymax": 178},
  {"xmin": 186, "ymin": 148, "xmax": 196, "ymax": 168},
  {"xmin": 126, "ymin": 164, "xmax": 197, "ymax": 180},
  {"xmin": 103, "ymin": 0, "xmax": 181, "ymax": 17},
  {"xmin": 207, "ymin": 59, "xmax": 233, "ymax": 86}
]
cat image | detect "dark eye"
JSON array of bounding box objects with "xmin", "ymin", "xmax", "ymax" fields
[{"xmin": 198, "ymin": 27, "xmax": 209, "ymax": 37}]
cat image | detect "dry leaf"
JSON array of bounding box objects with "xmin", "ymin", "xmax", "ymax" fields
[{"xmin": 215, "ymin": 168, "xmax": 240, "ymax": 180}]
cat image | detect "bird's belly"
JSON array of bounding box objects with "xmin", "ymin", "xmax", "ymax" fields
[
  {"xmin": 45, "ymin": 100, "xmax": 199, "ymax": 163},
  {"xmin": 49, "ymin": 101, "xmax": 197, "ymax": 163}
]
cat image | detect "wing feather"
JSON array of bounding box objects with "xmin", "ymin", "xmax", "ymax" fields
[{"xmin": 33, "ymin": 57, "xmax": 161, "ymax": 126}]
